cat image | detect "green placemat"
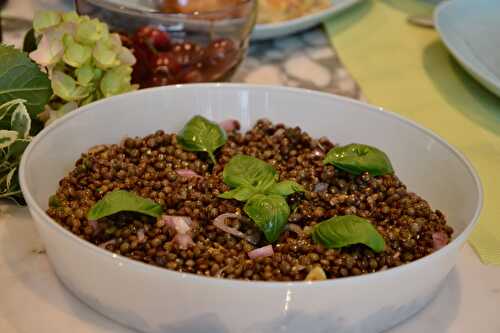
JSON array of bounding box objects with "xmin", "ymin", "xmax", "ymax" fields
[{"xmin": 325, "ymin": 0, "xmax": 500, "ymax": 264}]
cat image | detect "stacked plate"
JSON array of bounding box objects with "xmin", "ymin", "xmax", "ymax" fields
[{"xmin": 435, "ymin": 0, "xmax": 500, "ymax": 97}]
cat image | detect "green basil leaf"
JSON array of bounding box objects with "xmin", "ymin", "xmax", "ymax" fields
[
  {"xmin": 244, "ymin": 194, "xmax": 290, "ymax": 243},
  {"xmin": 267, "ymin": 180, "xmax": 304, "ymax": 196},
  {"xmin": 177, "ymin": 115, "xmax": 227, "ymax": 163},
  {"xmin": 312, "ymin": 215, "xmax": 386, "ymax": 253},
  {"xmin": 323, "ymin": 143, "xmax": 394, "ymax": 176},
  {"xmin": 223, "ymin": 154, "xmax": 277, "ymax": 191},
  {"xmin": 87, "ymin": 190, "xmax": 163, "ymax": 220},
  {"xmin": 218, "ymin": 186, "xmax": 259, "ymax": 201},
  {"xmin": 0, "ymin": 45, "xmax": 52, "ymax": 117}
]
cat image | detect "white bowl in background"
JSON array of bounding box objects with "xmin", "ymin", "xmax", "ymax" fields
[
  {"xmin": 435, "ymin": 0, "xmax": 500, "ymax": 97},
  {"xmin": 19, "ymin": 84, "xmax": 482, "ymax": 333}
]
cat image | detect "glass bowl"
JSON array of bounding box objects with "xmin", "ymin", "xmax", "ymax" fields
[{"xmin": 75, "ymin": 0, "xmax": 257, "ymax": 87}]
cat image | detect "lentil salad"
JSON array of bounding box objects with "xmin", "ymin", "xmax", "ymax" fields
[{"xmin": 47, "ymin": 117, "xmax": 453, "ymax": 282}]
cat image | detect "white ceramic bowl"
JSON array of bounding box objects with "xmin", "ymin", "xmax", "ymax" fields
[{"xmin": 19, "ymin": 84, "xmax": 482, "ymax": 333}]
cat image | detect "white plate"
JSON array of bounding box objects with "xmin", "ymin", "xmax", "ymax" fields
[
  {"xmin": 435, "ymin": 0, "xmax": 500, "ymax": 97},
  {"xmin": 252, "ymin": 0, "xmax": 363, "ymax": 40}
]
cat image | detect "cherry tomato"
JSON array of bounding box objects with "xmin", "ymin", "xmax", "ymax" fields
[
  {"xmin": 152, "ymin": 52, "xmax": 181, "ymax": 79},
  {"xmin": 135, "ymin": 26, "xmax": 171, "ymax": 52},
  {"xmin": 170, "ymin": 42, "xmax": 205, "ymax": 67}
]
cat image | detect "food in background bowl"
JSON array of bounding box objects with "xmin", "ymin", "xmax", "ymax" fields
[
  {"xmin": 161, "ymin": 0, "xmax": 243, "ymax": 15},
  {"xmin": 20, "ymin": 85, "xmax": 482, "ymax": 333},
  {"xmin": 120, "ymin": 27, "xmax": 240, "ymax": 87},
  {"xmin": 257, "ymin": 0, "xmax": 331, "ymax": 24},
  {"xmin": 75, "ymin": 0, "xmax": 257, "ymax": 87},
  {"xmin": 47, "ymin": 115, "xmax": 453, "ymax": 281}
]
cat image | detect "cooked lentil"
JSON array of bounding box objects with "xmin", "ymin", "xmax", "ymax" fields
[{"xmin": 47, "ymin": 119, "xmax": 453, "ymax": 281}]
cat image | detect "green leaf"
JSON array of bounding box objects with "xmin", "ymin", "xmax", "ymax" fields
[
  {"xmin": 23, "ymin": 28, "xmax": 38, "ymax": 53},
  {"xmin": 267, "ymin": 180, "xmax": 304, "ymax": 196},
  {"xmin": 5, "ymin": 167, "xmax": 16, "ymax": 190},
  {"xmin": 0, "ymin": 130, "xmax": 18, "ymax": 149},
  {"xmin": 177, "ymin": 115, "xmax": 227, "ymax": 164},
  {"xmin": 10, "ymin": 102, "xmax": 31, "ymax": 138},
  {"xmin": 0, "ymin": 45, "xmax": 52, "ymax": 117},
  {"xmin": 218, "ymin": 186, "xmax": 258, "ymax": 201},
  {"xmin": 87, "ymin": 190, "xmax": 163, "ymax": 220},
  {"xmin": 323, "ymin": 143, "xmax": 394, "ymax": 176},
  {"xmin": 312, "ymin": 215, "xmax": 386, "ymax": 253},
  {"xmin": 7, "ymin": 139, "xmax": 31, "ymax": 160},
  {"xmin": 0, "ymin": 98, "xmax": 26, "ymax": 121},
  {"xmin": 222, "ymin": 154, "xmax": 277, "ymax": 191},
  {"xmin": 244, "ymin": 194, "xmax": 290, "ymax": 243}
]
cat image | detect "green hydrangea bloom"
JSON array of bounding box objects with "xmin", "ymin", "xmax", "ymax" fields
[
  {"xmin": 29, "ymin": 10, "xmax": 137, "ymax": 124},
  {"xmin": 33, "ymin": 11, "xmax": 61, "ymax": 33}
]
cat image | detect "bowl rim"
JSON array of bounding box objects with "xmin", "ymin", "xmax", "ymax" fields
[
  {"xmin": 78, "ymin": 0, "xmax": 257, "ymax": 20},
  {"xmin": 19, "ymin": 83, "xmax": 484, "ymax": 289}
]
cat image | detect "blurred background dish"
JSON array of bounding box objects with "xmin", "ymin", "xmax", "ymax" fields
[
  {"xmin": 75, "ymin": 0, "xmax": 257, "ymax": 88},
  {"xmin": 435, "ymin": 0, "xmax": 500, "ymax": 97},
  {"xmin": 257, "ymin": 0, "xmax": 330, "ymax": 25},
  {"xmin": 252, "ymin": 0, "xmax": 362, "ymax": 40}
]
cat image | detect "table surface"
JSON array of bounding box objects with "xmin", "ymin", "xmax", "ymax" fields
[{"xmin": 1, "ymin": 1, "xmax": 499, "ymax": 332}]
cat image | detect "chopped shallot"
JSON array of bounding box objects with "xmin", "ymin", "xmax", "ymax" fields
[
  {"xmin": 137, "ymin": 229, "xmax": 145, "ymax": 242},
  {"xmin": 432, "ymin": 231, "xmax": 449, "ymax": 250},
  {"xmin": 219, "ymin": 119, "xmax": 240, "ymax": 132},
  {"xmin": 213, "ymin": 213, "xmax": 259, "ymax": 245},
  {"xmin": 248, "ymin": 245, "xmax": 274, "ymax": 259},
  {"xmin": 314, "ymin": 182, "xmax": 329, "ymax": 193},
  {"xmin": 88, "ymin": 220, "xmax": 98, "ymax": 230},
  {"xmin": 161, "ymin": 215, "xmax": 195, "ymax": 249},
  {"xmin": 175, "ymin": 169, "xmax": 202, "ymax": 178},
  {"xmin": 173, "ymin": 234, "xmax": 195, "ymax": 250},
  {"xmin": 98, "ymin": 239, "xmax": 116, "ymax": 249},
  {"xmin": 162, "ymin": 215, "xmax": 193, "ymax": 234}
]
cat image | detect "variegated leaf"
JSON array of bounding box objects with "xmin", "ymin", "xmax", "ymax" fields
[
  {"xmin": 0, "ymin": 98, "xmax": 26, "ymax": 121},
  {"xmin": 0, "ymin": 130, "xmax": 18, "ymax": 149},
  {"xmin": 7, "ymin": 139, "xmax": 31, "ymax": 160},
  {"xmin": 5, "ymin": 167, "xmax": 16, "ymax": 190},
  {"xmin": 11, "ymin": 102, "xmax": 31, "ymax": 138}
]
